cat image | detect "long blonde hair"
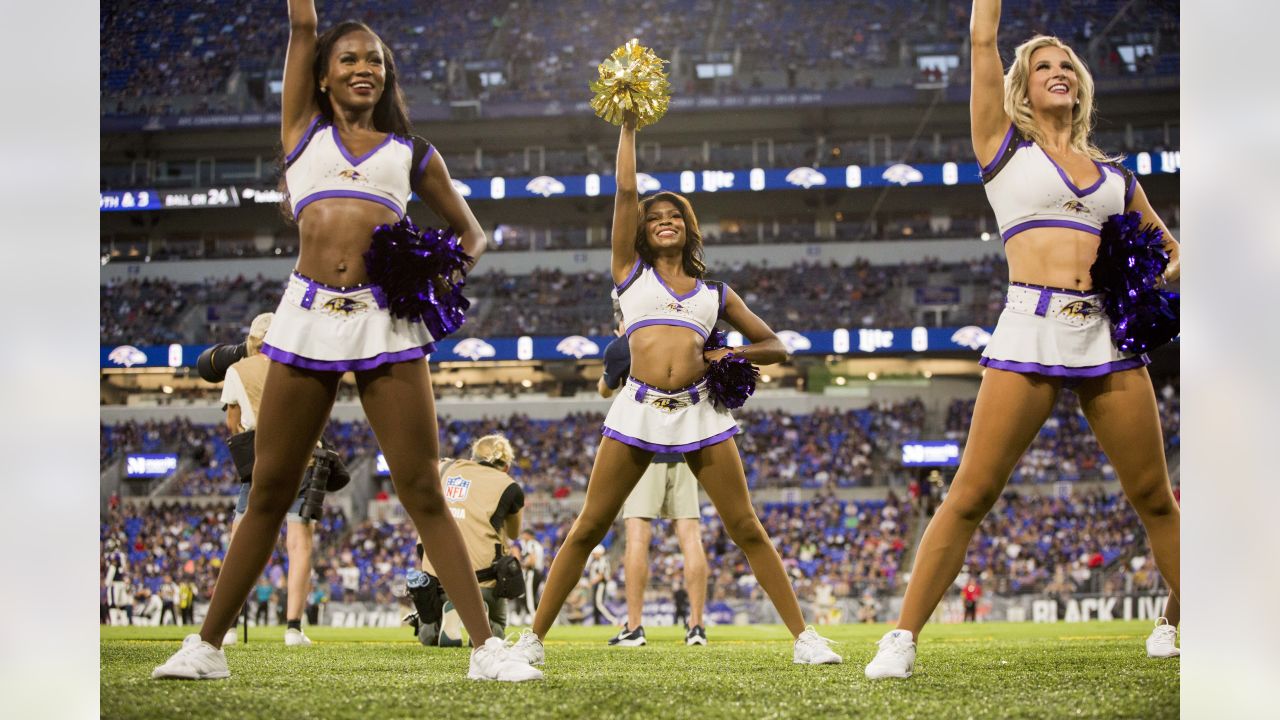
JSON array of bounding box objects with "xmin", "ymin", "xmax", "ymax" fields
[{"xmin": 1003, "ymin": 35, "xmax": 1116, "ymax": 162}]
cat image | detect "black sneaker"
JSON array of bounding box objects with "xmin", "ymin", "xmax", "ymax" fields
[
  {"xmin": 607, "ymin": 625, "xmax": 646, "ymax": 647},
  {"xmin": 685, "ymin": 624, "xmax": 707, "ymax": 646}
]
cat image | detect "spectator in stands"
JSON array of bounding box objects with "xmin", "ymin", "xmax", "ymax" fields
[
  {"xmin": 867, "ymin": 2, "xmax": 1181, "ymax": 680},
  {"xmin": 153, "ymin": 0, "xmax": 539, "ymax": 684},
  {"xmin": 511, "ymin": 113, "xmax": 839, "ymax": 669}
]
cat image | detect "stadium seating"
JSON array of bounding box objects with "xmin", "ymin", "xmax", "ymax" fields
[
  {"xmin": 966, "ymin": 490, "xmax": 1153, "ymax": 596},
  {"xmin": 101, "ymin": 0, "xmax": 1180, "ymax": 116},
  {"xmin": 100, "ymin": 256, "xmax": 1012, "ymax": 345}
]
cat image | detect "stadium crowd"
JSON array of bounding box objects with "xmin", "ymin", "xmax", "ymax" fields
[
  {"xmin": 98, "ymin": 489, "xmax": 904, "ymax": 614},
  {"xmin": 964, "ymin": 490, "xmax": 1160, "ymax": 597},
  {"xmin": 101, "ymin": 498, "xmax": 349, "ymax": 624},
  {"xmin": 101, "ymin": 370, "xmax": 1180, "ymax": 618},
  {"xmin": 103, "ymin": 400, "xmax": 933, "ymax": 499},
  {"xmin": 102, "ymin": 0, "xmax": 1178, "ymax": 116},
  {"xmin": 101, "ymin": 255, "xmax": 1011, "ymax": 345},
  {"xmin": 944, "ymin": 379, "xmax": 1181, "ymax": 484},
  {"xmin": 101, "ymin": 485, "xmax": 1165, "ymax": 621}
]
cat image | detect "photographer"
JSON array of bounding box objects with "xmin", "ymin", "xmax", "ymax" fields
[
  {"xmin": 218, "ymin": 313, "xmax": 331, "ymax": 647},
  {"xmin": 406, "ymin": 435, "xmax": 525, "ymax": 646}
]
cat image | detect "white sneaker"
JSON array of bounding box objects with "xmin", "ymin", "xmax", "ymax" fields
[
  {"xmin": 284, "ymin": 628, "xmax": 312, "ymax": 646},
  {"xmin": 223, "ymin": 628, "xmax": 238, "ymax": 646},
  {"xmin": 793, "ymin": 626, "xmax": 842, "ymax": 664},
  {"xmin": 1146, "ymin": 617, "xmax": 1180, "ymax": 658},
  {"xmin": 865, "ymin": 629, "xmax": 916, "ymax": 679},
  {"xmin": 506, "ymin": 628, "xmax": 546, "ymax": 666},
  {"xmin": 468, "ymin": 636, "xmax": 543, "ymax": 682},
  {"xmin": 152, "ymin": 634, "xmax": 231, "ymax": 680}
]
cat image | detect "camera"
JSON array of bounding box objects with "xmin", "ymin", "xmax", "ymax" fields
[
  {"xmin": 196, "ymin": 342, "xmax": 248, "ymax": 383},
  {"xmin": 298, "ymin": 447, "xmax": 339, "ymax": 522}
]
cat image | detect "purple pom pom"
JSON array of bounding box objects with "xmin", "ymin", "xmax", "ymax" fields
[
  {"xmin": 705, "ymin": 353, "xmax": 758, "ymax": 409},
  {"xmin": 704, "ymin": 329, "xmax": 728, "ymax": 352},
  {"xmin": 1089, "ymin": 212, "xmax": 1180, "ymax": 354},
  {"xmin": 362, "ymin": 217, "xmax": 473, "ymax": 340}
]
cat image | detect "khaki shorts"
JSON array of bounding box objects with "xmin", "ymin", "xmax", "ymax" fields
[{"xmin": 623, "ymin": 461, "xmax": 701, "ymax": 520}]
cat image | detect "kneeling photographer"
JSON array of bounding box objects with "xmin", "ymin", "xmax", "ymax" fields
[
  {"xmin": 404, "ymin": 434, "xmax": 525, "ymax": 647},
  {"xmin": 204, "ymin": 313, "xmax": 349, "ymax": 646}
]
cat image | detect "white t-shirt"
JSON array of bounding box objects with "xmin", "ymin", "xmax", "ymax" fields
[
  {"xmin": 520, "ymin": 538, "xmax": 545, "ymax": 572},
  {"xmin": 220, "ymin": 366, "xmax": 256, "ymax": 430},
  {"xmin": 339, "ymin": 564, "xmax": 361, "ymax": 593}
]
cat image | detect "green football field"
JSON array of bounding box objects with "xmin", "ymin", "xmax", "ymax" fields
[{"xmin": 101, "ymin": 621, "xmax": 1178, "ymax": 719}]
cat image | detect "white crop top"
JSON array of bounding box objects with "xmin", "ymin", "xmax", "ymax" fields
[
  {"xmin": 981, "ymin": 124, "xmax": 1135, "ymax": 243},
  {"xmin": 615, "ymin": 259, "xmax": 725, "ymax": 341},
  {"xmin": 284, "ymin": 114, "xmax": 435, "ymax": 220}
]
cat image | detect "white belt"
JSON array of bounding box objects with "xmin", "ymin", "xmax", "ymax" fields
[
  {"xmin": 282, "ymin": 272, "xmax": 387, "ymax": 317},
  {"xmin": 1004, "ymin": 283, "xmax": 1106, "ymax": 328},
  {"xmin": 627, "ymin": 377, "xmax": 707, "ymax": 412}
]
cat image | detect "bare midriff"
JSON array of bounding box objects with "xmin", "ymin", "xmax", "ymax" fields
[
  {"xmin": 294, "ymin": 198, "xmax": 400, "ymax": 287},
  {"xmin": 628, "ymin": 325, "xmax": 707, "ymax": 390},
  {"xmin": 1004, "ymin": 226, "xmax": 1102, "ymax": 292}
]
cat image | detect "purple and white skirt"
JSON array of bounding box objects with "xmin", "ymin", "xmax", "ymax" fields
[
  {"xmin": 979, "ymin": 282, "xmax": 1149, "ymax": 378},
  {"xmin": 602, "ymin": 377, "xmax": 739, "ymax": 453},
  {"xmin": 261, "ymin": 272, "xmax": 436, "ymax": 372}
]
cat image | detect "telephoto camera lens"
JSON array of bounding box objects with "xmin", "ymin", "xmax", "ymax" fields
[
  {"xmin": 196, "ymin": 342, "xmax": 248, "ymax": 383},
  {"xmin": 299, "ymin": 448, "xmax": 331, "ymax": 522}
]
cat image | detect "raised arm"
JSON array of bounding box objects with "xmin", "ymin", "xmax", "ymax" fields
[
  {"xmin": 415, "ymin": 151, "xmax": 487, "ymax": 269},
  {"xmin": 1126, "ymin": 181, "xmax": 1181, "ymax": 283},
  {"xmin": 970, "ymin": 0, "xmax": 1010, "ymax": 167},
  {"xmin": 282, "ymin": 0, "xmax": 320, "ymax": 151},
  {"xmin": 705, "ymin": 287, "xmax": 788, "ymax": 366},
  {"xmin": 610, "ymin": 117, "xmax": 640, "ymax": 284}
]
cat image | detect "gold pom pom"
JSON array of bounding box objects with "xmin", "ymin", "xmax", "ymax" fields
[{"xmin": 589, "ymin": 39, "xmax": 671, "ymax": 129}]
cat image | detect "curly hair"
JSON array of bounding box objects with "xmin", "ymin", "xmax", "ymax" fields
[
  {"xmin": 634, "ymin": 192, "xmax": 707, "ymax": 279},
  {"xmin": 1003, "ymin": 35, "xmax": 1117, "ymax": 163}
]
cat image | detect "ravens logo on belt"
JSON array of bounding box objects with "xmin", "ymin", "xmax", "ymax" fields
[
  {"xmin": 1058, "ymin": 299, "xmax": 1101, "ymax": 319},
  {"xmin": 650, "ymin": 397, "xmax": 687, "ymax": 412},
  {"xmin": 322, "ymin": 296, "xmax": 368, "ymax": 316}
]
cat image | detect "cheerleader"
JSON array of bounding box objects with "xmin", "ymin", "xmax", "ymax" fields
[
  {"xmin": 507, "ymin": 112, "xmax": 841, "ymax": 668},
  {"xmin": 865, "ymin": 0, "xmax": 1181, "ymax": 678},
  {"xmin": 152, "ymin": 0, "xmax": 540, "ymax": 683}
]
